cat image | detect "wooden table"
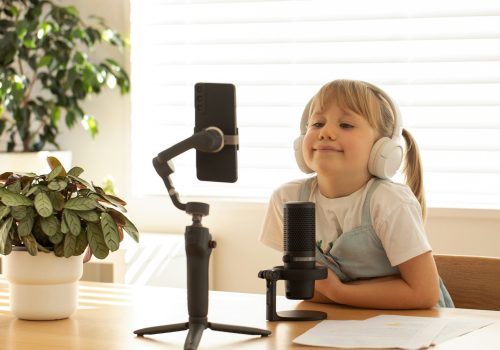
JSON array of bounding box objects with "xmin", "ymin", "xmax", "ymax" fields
[{"xmin": 1, "ymin": 276, "xmax": 500, "ymax": 349}]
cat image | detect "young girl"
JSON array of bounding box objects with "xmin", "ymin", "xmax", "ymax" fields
[{"xmin": 259, "ymin": 79, "xmax": 453, "ymax": 309}]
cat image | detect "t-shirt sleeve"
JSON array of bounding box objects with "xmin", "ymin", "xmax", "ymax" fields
[
  {"xmin": 258, "ymin": 189, "xmax": 284, "ymax": 251},
  {"xmin": 372, "ymin": 185, "xmax": 431, "ymax": 267},
  {"xmin": 258, "ymin": 179, "xmax": 306, "ymax": 251}
]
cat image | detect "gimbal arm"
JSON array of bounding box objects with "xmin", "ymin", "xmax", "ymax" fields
[{"xmin": 151, "ymin": 128, "xmax": 224, "ymax": 212}]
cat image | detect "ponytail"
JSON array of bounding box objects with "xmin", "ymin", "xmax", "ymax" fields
[{"xmin": 402, "ymin": 128, "xmax": 426, "ymax": 220}]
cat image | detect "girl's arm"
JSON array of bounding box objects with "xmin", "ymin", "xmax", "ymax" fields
[{"xmin": 313, "ymin": 252, "xmax": 440, "ymax": 309}]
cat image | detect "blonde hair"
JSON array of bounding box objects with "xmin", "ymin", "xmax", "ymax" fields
[{"xmin": 309, "ymin": 79, "xmax": 426, "ymax": 219}]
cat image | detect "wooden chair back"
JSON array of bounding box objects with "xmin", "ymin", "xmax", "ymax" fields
[{"xmin": 434, "ymin": 254, "xmax": 500, "ymax": 311}]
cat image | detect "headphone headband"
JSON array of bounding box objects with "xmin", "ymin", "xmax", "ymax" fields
[{"xmin": 299, "ymin": 86, "xmax": 403, "ymax": 140}]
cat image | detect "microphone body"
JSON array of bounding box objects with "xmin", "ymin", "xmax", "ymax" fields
[{"xmin": 283, "ymin": 201, "xmax": 316, "ymax": 300}]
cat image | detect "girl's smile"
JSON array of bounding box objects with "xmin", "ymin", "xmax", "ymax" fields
[{"xmin": 314, "ymin": 144, "xmax": 343, "ymax": 152}]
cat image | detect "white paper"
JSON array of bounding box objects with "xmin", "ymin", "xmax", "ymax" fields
[
  {"xmin": 366, "ymin": 315, "xmax": 495, "ymax": 345},
  {"xmin": 293, "ymin": 314, "xmax": 497, "ymax": 349},
  {"xmin": 431, "ymin": 317, "xmax": 495, "ymax": 344},
  {"xmin": 293, "ymin": 316, "xmax": 447, "ymax": 349}
]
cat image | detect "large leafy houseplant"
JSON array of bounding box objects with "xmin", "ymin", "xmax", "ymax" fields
[
  {"xmin": 0, "ymin": 156, "xmax": 139, "ymax": 259},
  {"xmin": 0, "ymin": 0, "xmax": 129, "ymax": 152}
]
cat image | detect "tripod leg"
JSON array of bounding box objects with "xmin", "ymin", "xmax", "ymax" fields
[
  {"xmin": 208, "ymin": 322, "xmax": 271, "ymax": 336},
  {"xmin": 134, "ymin": 322, "xmax": 189, "ymax": 336},
  {"xmin": 184, "ymin": 322, "xmax": 207, "ymax": 350}
]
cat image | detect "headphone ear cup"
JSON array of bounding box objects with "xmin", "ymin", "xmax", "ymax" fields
[
  {"xmin": 368, "ymin": 137, "xmax": 403, "ymax": 179},
  {"xmin": 294, "ymin": 135, "xmax": 313, "ymax": 173},
  {"xmin": 295, "ymin": 97, "xmax": 314, "ymax": 174}
]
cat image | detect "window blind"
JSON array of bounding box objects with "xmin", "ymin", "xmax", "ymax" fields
[{"xmin": 130, "ymin": 0, "xmax": 500, "ymax": 209}]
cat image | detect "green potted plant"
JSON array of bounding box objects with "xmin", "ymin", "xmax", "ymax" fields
[
  {"xmin": 0, "ymin": 156, "xmax": 139, "ymax": 320},
  {"xmin": 0, "ymin": 0, "xmax": 129, "ymax": 153}
]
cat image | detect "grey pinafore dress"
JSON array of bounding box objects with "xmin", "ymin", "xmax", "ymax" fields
[{"xmin": 299, "ymin": 177, "xmax": 454, "ymax": 307}]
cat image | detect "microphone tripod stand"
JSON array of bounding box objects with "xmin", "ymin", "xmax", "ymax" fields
[{"xmin": 134, "ymin": 129, "xmax": 271, "ymax": 350}]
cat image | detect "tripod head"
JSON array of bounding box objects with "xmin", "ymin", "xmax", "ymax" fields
[{"xmin": 186, "ymin": 202, "xmax": 210, "ymax": 226}]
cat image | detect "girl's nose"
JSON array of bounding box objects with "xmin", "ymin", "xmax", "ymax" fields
[{"xmin": 319, "ymin": 124, "xmax": 337, "ymax": 140}]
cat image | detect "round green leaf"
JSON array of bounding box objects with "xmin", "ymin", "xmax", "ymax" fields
[
  {"xmin": 40, "ymin": 215, "xmax": 59, "ymax": 236},
  {"xmin": 11, "ymin": 206, "xmax": 27, "ymax": 220},
  {"xmin": 34, "ymin": 192, "xmax": 53, "ymax": 217},
  {"xmin": 49, "ymin": 231, "xmax": 64, "ymax": 245},
  {"xmin": 37, "ymin": 55, "xmax": 52, "ymax": 68},
  {"xmin": 48, "ymin": 191, "xmax": 65, "ymax": 211},
  {"xmin": 74, "ymin": 230, "xmax": 89, "ymax": 255},
  {"xmin": 108, "ymin": 208, "xmax": 139, "ymax": 243},
  {"xmin": 100, "ymin": 212, "xmax": 119, "ymax": 252},
  {"xmin": 54, "ymin": 243, "xmax": 64, "ymax": 257},
  {"xmin": 123, "ymin": 216, "xmax": 139, "ymax": 243},
  {"xmin": 17, "ymin": 211, "xmax": 35, "ymax": 237},
  {"xmin": 63, "ymin": 234, "xmax": 77, "ymax": 258},
  {"xmin": 47, "ymin": 165, "xmax": 64, "ymax": 181},
  {"xmin": 76, "ymin": 210, "xmax": 100, "ymax": 222},
  {"xmin": 0, "ymin": 205, "xmax": 11, "ymax": 220},
  {"xmin": 48, "ymin": 180, "xmax": 68, "ymax": 191},
  {"xmin": 0, "ymin": 233, "xmax": 12, "ymax": 255},
  {"xmin": 25, "ymin": 186, "xmax": 40, "ymax": 197},
  {"xmin": 86, "ymin": 222, "xmax": 109, "ymax": 259},
  {"xmin": 61, "ymin": 216, "xmax": 69, "ymax": 233},
  {"xmin": 100, "ymin": 193, "xmax": 127, "ymax": 212},
  {"xmin": 22, "ymin": 234, "xmax": 38, "ymax": 256},
  {"xmin": 6, "ymin": 181, "xmax": 21, "ymax": 193},
  {"xmin": 63, "ymin": 209, "xmax": 81, "ymax": 236},
  {"xmin": 65, "ymin": 5, "xmax": 80, "ymax": 17},
  {"xmin": 68, "ymin": 166, "xmax": 84, "ymax": 177},
  {"xmin": 67, "ymin": 175, "xmax": 92, "ymax": 189},
  {"xmin": 64, "ymin": 197, "xmax": 97, "ymax": 211},
  {"xmin": 1, "ymin": 191, "xmax": 33, "ymax": 206},
  {"xmin": 0, "ymin": 217, "xmax": 14, "ymax": 254},
  {"xmin": 47, "ymin": 157, "xmax": 67, "ymax": 176}
]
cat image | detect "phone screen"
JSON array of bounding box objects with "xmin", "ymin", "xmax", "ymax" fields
[{"xmin": 194, "ymin": 83, "xmax": 238, "ymax": 183}]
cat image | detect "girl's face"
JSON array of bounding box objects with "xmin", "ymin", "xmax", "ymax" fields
[{"xmin": 302, "ymin": 100, "xmax": 378, "ymax": 181}]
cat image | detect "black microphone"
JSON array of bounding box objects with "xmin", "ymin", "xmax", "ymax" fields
[{"xmin": 282, "ymin": 201, "xmax": 316, "ymax": 300}]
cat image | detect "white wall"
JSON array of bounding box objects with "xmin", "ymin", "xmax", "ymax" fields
[{"xmin": 59, "ymin": 0, "xmax": 500, "ymax": 294}]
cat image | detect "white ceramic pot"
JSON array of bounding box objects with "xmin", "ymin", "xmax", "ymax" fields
[{"xmin": 3, "ymin": 250, "xmax": 83, "ymax": 320}]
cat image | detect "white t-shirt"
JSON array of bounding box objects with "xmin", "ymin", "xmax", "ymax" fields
[{"xmin": 258, "ymin": 177, "xmax": 431, "ymax": 267}]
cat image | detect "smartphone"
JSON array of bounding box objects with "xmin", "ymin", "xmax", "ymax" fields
[{"xmin": 194, "ymin": 82, "xmax": 238, "ymax": 183}]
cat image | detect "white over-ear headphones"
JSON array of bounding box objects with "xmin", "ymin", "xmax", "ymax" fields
[{"xmin": 293, "ymin": 87, "xmax": 403, "ymax": 179}]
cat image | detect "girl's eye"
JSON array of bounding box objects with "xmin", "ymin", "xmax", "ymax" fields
[
  {"xmin": 309, "ymin": 122, "xmax": 324, "ymax": 128},
  {"xmin": 340, "ymin": 123, "xmax": 353, "ymax": 129}
]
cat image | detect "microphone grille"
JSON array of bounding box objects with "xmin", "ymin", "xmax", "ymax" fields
[{"xmin": 283, "ymin": 202, "xmax": 315, "ymax": 251}]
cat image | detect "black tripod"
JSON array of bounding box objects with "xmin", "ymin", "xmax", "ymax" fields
[{"xmin": 134, "ymin": 130, "xmax": 270, "ymax": 349}]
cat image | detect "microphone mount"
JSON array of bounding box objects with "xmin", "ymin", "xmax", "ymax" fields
[{"xmin": 258, "ymin": 265, "xmax": 327, "ymax": 321}]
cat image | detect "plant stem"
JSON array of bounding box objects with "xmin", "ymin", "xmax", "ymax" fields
[
  {"xmin": 20, "ymin": 74, "xmax": 36, "ymax": 108},
  {"xmin": 19, "ymin": 58, "xmax": 40, "ymax": 151}
]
